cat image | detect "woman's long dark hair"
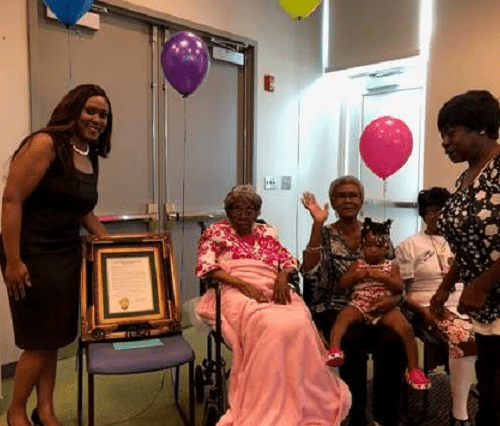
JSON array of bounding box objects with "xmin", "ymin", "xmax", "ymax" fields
[{"xmin": 12, "ymin": 84, "xmax": 112, "ymax": 174}]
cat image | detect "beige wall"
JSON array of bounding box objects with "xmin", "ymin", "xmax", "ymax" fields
[
  {"xmin": 0, "ymin": 0, "xmax": 321, "ymax": 364},
  {"xmin": 4, "ymin": 0, "xmax": 499, "ymax": 367},
  {"xmin": 107, "ymin": 0, "xmax": 322, "ymax": 251},
  {"xmin": 0, "ymin": 0, "xmax": 30, "ymax": 368},
  {"xmin": 424, "ymin": 0, "xmax": 500, "ymax": 190}
]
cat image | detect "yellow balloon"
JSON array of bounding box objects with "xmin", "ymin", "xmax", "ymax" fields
[{"xmin": 279, "ymin": 0, "xmax": 321, "ymax": 20}]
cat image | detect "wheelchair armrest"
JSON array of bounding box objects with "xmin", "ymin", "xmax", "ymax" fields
[
  {"xmin": 205, "ymin": 277, "xmax": 221, "ymax": 289},
  {"xmin": 201, "ymin": 271, "xmax": 301, "ymax": 296},
  {"xmin": 200, "ymin": 277, "xmax": 222, "ymax": 296},
  {"xmin": 290, "ymin": 270, "xmax": 301, "ymax": 296}
]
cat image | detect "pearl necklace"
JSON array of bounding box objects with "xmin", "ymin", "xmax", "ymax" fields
[{"xmin": 71, "ymin": 143, "xmax": 90, "ymax": 156}]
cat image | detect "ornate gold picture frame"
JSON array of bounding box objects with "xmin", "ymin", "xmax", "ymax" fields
[{"xmin": 80, "ymin": 233, "xmax": 181, "ymax": 342}]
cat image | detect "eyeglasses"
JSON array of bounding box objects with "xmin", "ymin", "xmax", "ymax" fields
[
  {"xmin": 333, "ymin": 192, "xmax": 362, "ymax": 201},
  {"xmin": 230, "ymin": 207, "xmax": 256, "ymax": 217},
  {"xmin": 363, "ymin": 240, "xmax": 387, "ymax": 248}
]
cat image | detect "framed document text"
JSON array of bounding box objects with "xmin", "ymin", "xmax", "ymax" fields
[{"xmin": 80, "ymin": 234, "xmax": 181, "ymax": 342}]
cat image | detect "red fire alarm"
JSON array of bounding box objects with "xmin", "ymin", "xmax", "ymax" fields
[{"xmin": 264, "ymin": 74, "xmax": 275, "ymax": 92}]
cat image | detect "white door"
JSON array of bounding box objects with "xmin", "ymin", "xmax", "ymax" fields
[{"xmin": 345, "ymin": 66, "xmax": 426, "ymax": 245}]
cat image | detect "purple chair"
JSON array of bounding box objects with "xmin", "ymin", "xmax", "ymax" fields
[{"xmin": 77, "ymin": 333, "xmax": 195, "ymax": 426}]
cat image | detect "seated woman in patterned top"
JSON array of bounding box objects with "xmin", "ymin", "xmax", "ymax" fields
[
  {"xmin": 301, "ymin": 176, "xmax": 406, "ymax": 426},
  {"xmin": 431, "ymin": 90, "xmax": 500, "ymax": 426},
  {"xmin": 195, "ymin": 184, "xmax": 351, "ymax": 426}
]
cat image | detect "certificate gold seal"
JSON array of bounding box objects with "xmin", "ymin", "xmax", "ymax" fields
[{"xmin": 119, "ymin": 297, "xmax": 130, "ymax": 310}]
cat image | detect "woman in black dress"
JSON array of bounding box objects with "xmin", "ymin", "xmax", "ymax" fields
[{"xmin": 1, "ymin": 85, "xmax": 112, "ymax": 426}]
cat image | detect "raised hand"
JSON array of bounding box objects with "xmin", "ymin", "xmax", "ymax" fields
[{"xmin": 301, "ymin": 191, "xmax": 329, "ymax": 224}]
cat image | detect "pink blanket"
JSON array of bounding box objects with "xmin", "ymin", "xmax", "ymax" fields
[{"xmin": 197, "ymin": 259, "xmax": 351, "ymax": 426}]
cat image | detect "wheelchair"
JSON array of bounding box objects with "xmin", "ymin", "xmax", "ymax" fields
[
  {"xmin": 195, "ymin": 276, "xmax": 229, "ymax": 426},
  {"xmin": 193, "ymin": 220, "xmax": 301, "ymax": 426},
  {"xmin": 194, "ymin": 274, "xmax": 302, "ymax": 426}
]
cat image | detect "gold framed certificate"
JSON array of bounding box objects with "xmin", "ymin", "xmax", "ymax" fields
[
  {"xmin": 80, "ymin": 233, "xmax": 181, "ymax": 342},
  {"xmin": 97, "ymin": 247, "xmax": 164, "ymax": 323}
]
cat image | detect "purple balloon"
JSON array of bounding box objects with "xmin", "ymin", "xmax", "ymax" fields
[{"xmin": 161, "ymin": 31, "xmax": 210, "ymax": 98}]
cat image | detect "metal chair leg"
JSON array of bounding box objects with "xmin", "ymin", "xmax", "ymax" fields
[
  {"xmin": 189, "ymin": 359, "xmax": 195, "ymax": 426},
  {"xmin": 174, "ymin": 366, "xmax": 180, "ymax": 403},
  {"xmin": 88, "ymin": 373, "xmax": 95, "ymax": 426},
  {"xmin": 77, "ymin": 340, "xmax": 83, "ymax": 426}
]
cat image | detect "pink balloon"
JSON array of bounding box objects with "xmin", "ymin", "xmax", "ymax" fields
[{"xmin": 359, "ymin": 116, "xmax": 413, "ymax": 179}]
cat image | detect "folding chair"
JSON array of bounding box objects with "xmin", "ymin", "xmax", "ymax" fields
[
  {"xmin": 77, "ymin": 334, "xmax": 195, "ymax": 426},
  {"xmin": 77, "ymin": 233, "xmax": 195, "ymax": 426}
]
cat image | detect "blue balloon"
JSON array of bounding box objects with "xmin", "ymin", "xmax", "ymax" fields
[{"xmin": 44, "ymin": 0, "xmax": 94, "ymax": 26}]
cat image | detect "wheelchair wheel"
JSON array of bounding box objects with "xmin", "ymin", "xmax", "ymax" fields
[{"xmin": 195, "ymin": 365, "xmax": 205, "ymax": 404}]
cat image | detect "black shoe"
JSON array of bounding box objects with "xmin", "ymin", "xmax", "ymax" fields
[
  {"xmin": 450, "ymin": 414, "xmax": 472, "ymax": 426},
  {"xmin": 31, "ymin": 409, "xmax": 46, "ymax": 426}
]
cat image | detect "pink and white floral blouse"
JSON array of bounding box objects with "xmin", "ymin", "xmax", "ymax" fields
[{"xmin": 195, "ymin": 220, "xmax": 298, "ymax": 277}]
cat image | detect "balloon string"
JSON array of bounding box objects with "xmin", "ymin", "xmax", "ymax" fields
[
  {"xmin": 180, "ymin": 98, "xmax": 187, "ymax": 289},
  {"xmin": 67, "ymin": 28, "xmax": 73, "ymax": 90},
  {"xmin": 383, "ymin": 178, "xmax": 387, "ymax": 220},
  {"xmin": 295, "ymin": 17, "xmax": 304, "ymax": 257}
]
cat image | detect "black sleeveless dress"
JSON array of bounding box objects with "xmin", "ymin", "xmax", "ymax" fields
[{"xmin": 1, "ymin": 149, "xmax": 98, "ymax": 350}]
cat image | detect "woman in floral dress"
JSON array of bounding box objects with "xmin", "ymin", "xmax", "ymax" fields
[
  {"xmin": 196, "ymin": 184, "xmax": 351, "ymax": 426},
  {"xmin": 431, "ymin": 90, "xmax": 500, "ymax": 426}
]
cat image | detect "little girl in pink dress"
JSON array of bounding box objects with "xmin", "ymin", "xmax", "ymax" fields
[{"xmin": 325, "ymin": 218, "xmax": 431, "ymax": 390}]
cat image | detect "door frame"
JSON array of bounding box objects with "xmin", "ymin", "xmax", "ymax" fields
[{"xmin": 27, "ymin": 0, "xmax": 256, "ymax": 231}]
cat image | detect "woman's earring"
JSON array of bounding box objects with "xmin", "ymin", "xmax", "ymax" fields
[{"xmin": 479, "ymin": 130, "xmax": 486, "ymax": 135}]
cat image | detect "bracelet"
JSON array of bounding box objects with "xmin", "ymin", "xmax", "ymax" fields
[{"xmin": 305, "ymin": 245, "xmax": 323, "ymax": 253}]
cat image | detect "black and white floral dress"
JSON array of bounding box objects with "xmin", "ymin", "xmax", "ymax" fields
[{"xmin": 437, "ymin": 153, "xmax": 500, "ymax": 324}]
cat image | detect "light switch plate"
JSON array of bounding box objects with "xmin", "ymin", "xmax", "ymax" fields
[
  {"xmin": 281, "ymin": 176, "xmax": 292, "ymax": 190},
  {"xmin": 264, "ymin": 176, "xmax": 279, "ymax": 190}
]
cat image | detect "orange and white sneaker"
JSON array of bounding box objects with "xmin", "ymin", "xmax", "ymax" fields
[
  {"xmin": 325, "ymin": 345, "xmax": 344, "ymax": 367},
  {"xmin": 405, "ymin": 368, "xmax": 431, "ymax": 390}
]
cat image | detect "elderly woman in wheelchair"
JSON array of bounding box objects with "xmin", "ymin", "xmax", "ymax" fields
[
  {"xmin": 196, "ymin": 184, "xmax": 351, "ymax": 426},
  {"xmin": 395, "ymin": 187, "xmax": 477, "ymax": 426}
]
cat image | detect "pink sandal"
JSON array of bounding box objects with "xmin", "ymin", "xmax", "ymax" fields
[
  {"xmin": 325, "ymin": 345, "xmax": 344, "ymax": 367},
  {"xmin": 405, "ymin": 368, "xmax": 431, "ymax": 390}
]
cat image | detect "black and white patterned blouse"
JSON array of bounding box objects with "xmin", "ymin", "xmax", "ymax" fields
[
  {"xmin": 437, "ymin": 153, "xmax": 500, "ymax": 323},
  {"xmin": 301, "ymin": 226, "xmax": 360, "ymax": 314}
]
